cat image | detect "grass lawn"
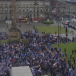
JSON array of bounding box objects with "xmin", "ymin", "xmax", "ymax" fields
[
  {"xmin": 0, "ymin": 39, "xmax": 28, "ymax": 44},
  {"xmin": 35, "ymin": 26, "xmax": 71, "ymax": 34},
  {"xmin": 52, "ymin": 43, "xmax": 76, "ymax": 71},
  {"xmin": 0, "ymin": 40, "xmax": 7, "ymax": 44}
]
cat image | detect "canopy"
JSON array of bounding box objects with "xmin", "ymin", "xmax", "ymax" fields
[{"xmin": 11, "ymin": 66, "xmax": 32, "ymax": 76}]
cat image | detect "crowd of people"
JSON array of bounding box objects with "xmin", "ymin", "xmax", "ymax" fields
[
  {"xmin": 0, "ymin": 32, "xmax": 8, "ymax": 40},
  {"xmin": 0, "ymin": 31, "xmax": 76, "ymax": 76}
]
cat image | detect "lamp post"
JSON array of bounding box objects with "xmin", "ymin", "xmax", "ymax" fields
[
  {"xmin": 56, "ymin": 1, "xmax": 60, "ymax": 47},
  {"xmin": 58, "ymin": 16, "xmax": 59, "ymax": 47}
]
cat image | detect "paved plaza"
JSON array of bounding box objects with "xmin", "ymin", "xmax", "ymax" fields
[{"xmin": 0, "ymin": 22, "xmax": 76, "ymax": 40}]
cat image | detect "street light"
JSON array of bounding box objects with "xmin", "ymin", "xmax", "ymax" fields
[
  {"xmin": 58, "ymin": 16, "xmax": 59, "ymax": 47},
  {"xmin": 56, "ymin": 1, "xmax": 60, "ymax": 47}
]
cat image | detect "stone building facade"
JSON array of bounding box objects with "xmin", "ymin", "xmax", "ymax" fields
[
  {"xmin": 58, "ymin": 1, "xmax": 76, "ymax": 18},
  {"xmin": 0, "ymin": 0, "xmax": 51, "ymax": 21}
]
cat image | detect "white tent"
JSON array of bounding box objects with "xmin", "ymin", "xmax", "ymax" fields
[{"xmin": 11, "ymin": 66, "xmax": 32, "ymax": 76}]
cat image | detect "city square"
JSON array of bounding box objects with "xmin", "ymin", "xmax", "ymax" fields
[{"xmin": 0, "ymin": 0, "xmax": 76, "ymax": 76}]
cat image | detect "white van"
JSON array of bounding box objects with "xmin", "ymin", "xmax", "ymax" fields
[{"xmin": 71, "ymin": 19, "xmax": 76, "ymax": 22}]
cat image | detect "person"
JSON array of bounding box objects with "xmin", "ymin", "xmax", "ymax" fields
[
  {"xmin": 65, "ymin": 53, "xmax": 67, "ymax": 57},
  {"xmin": 74, "ymin": 58, "xmax": 75, "ymax": 64},
  {"xmin": 70, "ymin": 55, "xmax": 72, "ymax": 59},
  {"xmin": 68, "ymin": 59, "xmax": 70, "ymax": 64},
  {"xmin": 69, "ymin": 69, "xmax": 74, "ymax": 76},
  {"xmin": 50, "ymin": 65, "xmax": 53, "ymax": 76},
  {"xmin": 73, "ymin": 55, "xmax": 74, "ymax": 60},
  {"xmin": 72, "ymin": 65, "xmax": 75, "ymax": 70},
  {"xmin": 69, "ymin": 62, "xmax": 71, "ymax": 68},
  {"xmin": 55, "ymin": 32, "xmax": 56, "ymax": 36},
  {"xmin": 75, "ymin": 49, "xmax": 76, "ymax": 53},
  {"xmin": 64, "ymin": 48, "xmax": 66, "ymax": 53},
  {"xmin": 0, "ymin": 31, "xmax": 76, "ymax": 76}
]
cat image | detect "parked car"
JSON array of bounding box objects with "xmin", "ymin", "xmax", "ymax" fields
[
  {"xmin": 64, "ymin": 22, "xmax": 69, "ymax": 25},
  {"xmin": 74, "ymin": 26, "xmax": 76, "ymax": 30},
  {"xmin": 68, "ymin": 24, "xmax": 72, "ymax": 27},
  {"xmin": 62, "ymin": 20, "xmax": 70, "ymax": 25},
  {"xmin": 71, "ymin": 24, "xmax": 74, "ymax": 28}
]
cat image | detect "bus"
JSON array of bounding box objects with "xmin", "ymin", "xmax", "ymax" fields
[{"xmin": 17, "ymin": 18, "xmax": 28, "ymax": 22}]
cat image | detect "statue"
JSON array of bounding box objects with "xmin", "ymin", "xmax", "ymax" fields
[{"xmin": 8, "ymin": 0, "xmax": 20, "ymax": 43}]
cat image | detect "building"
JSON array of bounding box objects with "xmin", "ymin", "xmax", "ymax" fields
[
  {"xmin": 59, "ymin": 1, "xmax": 76, "ymax": 18},
  {"xmin": 0, "ymin": 0, "xmax": 51, "ymax": 22}
]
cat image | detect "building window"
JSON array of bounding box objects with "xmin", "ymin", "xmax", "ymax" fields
[
  {"xmin": 5, "ymin": 8, "xmax": 7, "ymax": 11},
  {"xmin": 19, "ymin": 8, "xmax": 21, "ymax": 12},
  {"xmin": 1, "ymin": 2, "xmax": 3, "ymax": 6},
  {"xmin": 19, "ymin": 2, "xmax": 21, "ymax": 6},
  {"xmin": 1, "ymin": 16, "xmax": 3, "ymax": 20},
  {"xmin": 30, "ymin": 14, "xmax": 32, "ymax": 17},
  {"xmin": 27, "ymin": 3, "xmax": 28, "ymax": 6},
  {"xmin": 23, "ymin": 8, "xmax": 25, "ymax": 12},
  {"xmin": 34, "ymin": 14, "xmax": 35, "ymax": 17},
  {"xmin": 37, "ymin": 8, "xmax": 39, "ymax": 12},
  {"xmin": 5, "ymin": 2, "xmax": 7, "ymax": 6},
  {"xmin": 1, "ymin": 8, "xmax": 3, "ymax": 11},
  {"xmin": 27, "ymin": 8, "xmax": 28, "ymax": 11},
  {"xmin": 30, "ymin": 3, "xmax": 32, "ymax": 5},
  {"xmin": 45, "ymin": 3, "xmax": 49, "ymax": 6},
  {"xmin": 30, "ymin": 8, "xmax": 32, "ymax": 11},
  {"xmin": 10, "ymin": 8, "xmax": 12, "ymax": 11},
  {"xmin": 46, "ymin": 8, "xmax": 48, "ymax": 11},
  {"xmin": 41, "ymin": 8, "xmax": 42, "ymax": 12},
  {"xmin": 23, "ymin": 3, "xmax": 25, "ymax": 6},
  {"xmin": 10, "ymin": 2, "xmax": 11, "ymax": 6},
  {"xmin": 41, "ymin": 3, "xmax": 42, "ymax": 5},
  {"xmin": 34, "ymin": 8, "xmax": 35, "ymax": 12}
]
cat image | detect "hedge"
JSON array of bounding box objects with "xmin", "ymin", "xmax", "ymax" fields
[{"xmin": 43, "ymin": 21, "xmax": 53, "ymax": 24}]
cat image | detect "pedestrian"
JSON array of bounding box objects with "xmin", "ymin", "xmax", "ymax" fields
[
  {"xmin": 69, "ymin": 62, "xmax": 71, "ymax": 68},
  {"xmin": 68, "ymin": 59, "xmax": 70, "ymax": 64},
  {"xmin": 65, "ymin": 53, "xmax": 67, "ymax": 57},
  {"xmin": 64, "ymin": 48, "xmax": 66, "ymax": 53},
  {"xmin": 55, "ymin": 32, "xmax": 56, "ymax": 36},
  {"xmin": 75, "ymin": 50, "xmax": 76, "ymax": 53},
  {"xmin": 70, "ymin": 55, "xmax": 72, "ymax": 59},
  {"xmin": 73, "ymin": 55, "xmax": 74, "ymax": 60},
  {"xmin": 74, "ymin": 58, "xmax": 75, "ymax": 64},
  {"xmin": 50, "ymin": 66, "xmax": 53, "ymax": 76}
]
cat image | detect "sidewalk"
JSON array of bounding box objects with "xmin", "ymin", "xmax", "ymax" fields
[{"xmin": 52, "ymin": 21, "xmax": 76, "ymax": 40}]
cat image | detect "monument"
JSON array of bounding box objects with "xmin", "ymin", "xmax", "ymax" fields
[{"xmin": 8, "ymin": 0, "xmax": 20, "ymax": 42}]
